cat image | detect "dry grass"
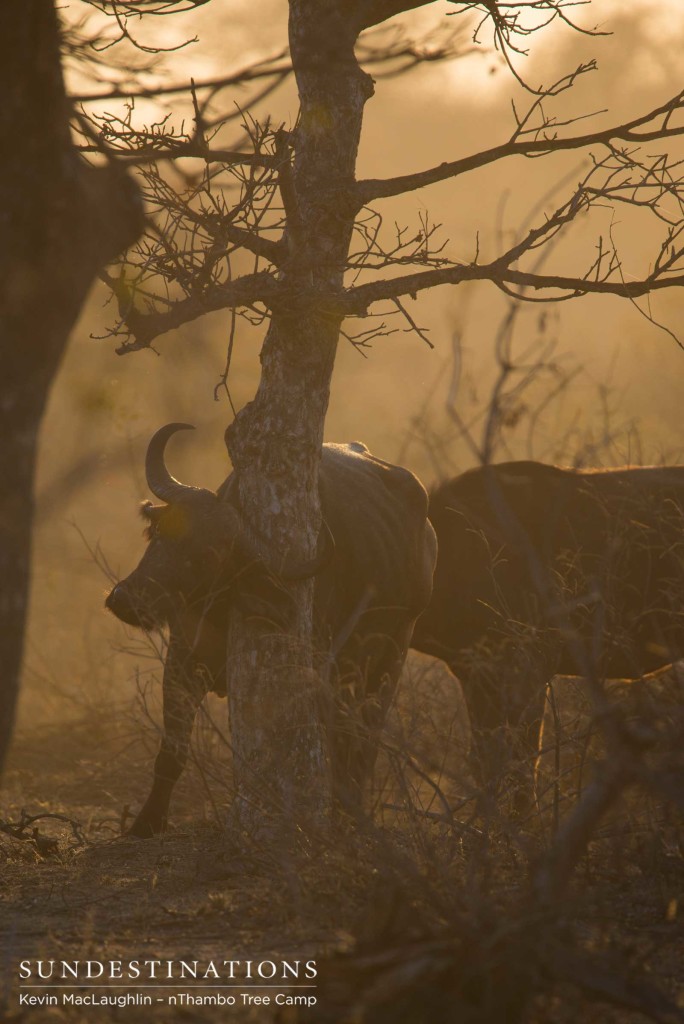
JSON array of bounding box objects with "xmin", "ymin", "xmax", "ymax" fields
[{"xmin": 2, "ymin": 650, "xmax": 684, "ymax": 1023}]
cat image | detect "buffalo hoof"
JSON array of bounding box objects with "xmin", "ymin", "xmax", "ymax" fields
[{"xmin": 127, "ymin": 815, "xmax": 166, "ymax": 839}]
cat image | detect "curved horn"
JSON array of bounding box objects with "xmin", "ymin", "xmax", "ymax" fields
[{"xmin": 145, "ymin": 423, "xmax": 214, "ymax": 503}]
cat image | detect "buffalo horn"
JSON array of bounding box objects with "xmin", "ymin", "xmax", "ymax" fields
[{"xmin": 145, "ymin": 423, "xmax": 215, "ymax": 503}]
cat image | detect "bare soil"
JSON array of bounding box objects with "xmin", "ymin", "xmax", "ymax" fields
[
  {"xmin": 0, "ymin": 712, "xmax": 359, "ymax": 1022},
  {"xmin": 1, "ymin": 710, "xmax": 683, "ymax": 1023}
]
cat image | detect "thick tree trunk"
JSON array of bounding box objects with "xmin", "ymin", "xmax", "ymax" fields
[
  {"xmin": 224, "ymin": 1, "xmax": 373, "ymax": 836},
  {"xmin": 0, "ymin": 3, "xmax": 142, "ymax": 772}
]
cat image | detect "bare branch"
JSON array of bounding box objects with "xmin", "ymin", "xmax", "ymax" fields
[
  {"xmin": 77, "ymin": 141, "xmax": 277, "ymax": 169},
  {"xmin": 220, "ymin": 224, "xmax": 285, "ymax": 265},
  {"xmin": 392, "ymin": 296, "xmax": 434, "ymax": 348},
  {"xmin": 70, "ymin": 24, "xmax": 467, "ymax": 108},
  {"xmin": 70, "ymin": 53, "xmax": 291, "ymax": 104},
  {"xmin": 355, "ymin": 0, "xmax": 437, "ymax": 32},
  {"xmin": 533, "ymin": 759, "xmax": 635, "ymax": 907},
  {"xmin": 342, "ymin": 261, "xmax": 684, "ymax": 316},
  {"xmin": 100, "ymin": 269, "xmax": 278, "ymax": 352},
  {"xmin": 355, "ymin": 88, "xmax": 684, "ymax": 205},
  {"xmin": 549, "ymin": 947, "xmax": 684, "ymax": 1024}
]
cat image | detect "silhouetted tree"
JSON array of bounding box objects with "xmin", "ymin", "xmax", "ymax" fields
[{"xmin": 0, "ymin": 3, "xmax": 142, "ymax": 772}]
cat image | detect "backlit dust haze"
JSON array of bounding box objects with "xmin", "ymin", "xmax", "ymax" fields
[{"xmin": 16, "ymin": 0, "xmax": 684, "ymax": 731}]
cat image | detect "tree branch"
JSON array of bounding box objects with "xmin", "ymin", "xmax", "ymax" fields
[
  {"xmin": 104, "ymin": 269, "xmax": 279, "ymax": 351},
  {"xmin": 71, "ymin": 56, "xmax": 292, "ymax": 104},
  {"xmin": 70, "ymin": 23, "xmax": 462, "ymax": 107},
  {"xmin": 222, "ymin": 224, "xmax": 285, "ymax": 265},
  {"xmin": 355, "ymin": 0, "xmax": 437, "ymax": 32},
  {"xmin": 77, "ymin": 141, "xmax": 276, "ymax": 169},
  {"xmin": 355, "ymin": 89, "xmax": 684, "ymax": 205},
  {"xmin": 342, "ymin": 261, "xmax": 684, "ymax": 315}
]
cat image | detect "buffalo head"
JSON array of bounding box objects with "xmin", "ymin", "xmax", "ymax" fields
[
  {"xmin": 105, "ymin": 423, "xmax": 249, "ymax": 630},
  {"xmin": 105, "ymin": 423, "xmax": 331, "ymax": 633}
]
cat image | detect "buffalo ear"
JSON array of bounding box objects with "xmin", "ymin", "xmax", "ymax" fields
[
  {"xmin": 232, "ymin": 567, "xmax": 298, "ymax": 632},
  {"xmin": 140, "ymin": 500, "xmax": 166, "ymax": 522}
]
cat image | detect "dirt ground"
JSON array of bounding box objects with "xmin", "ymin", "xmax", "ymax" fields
[
  {"xmin": 1, "ymin": 709, "xmax": 684, "ymax": 1023},
  {"xmin": 1, "ymin": 712, "xmax": 353, "ymax": 1022}
]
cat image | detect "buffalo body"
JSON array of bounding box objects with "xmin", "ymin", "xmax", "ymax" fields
[
  {"xmin": 106, "ymin": 427, "xmax": 437, "ymax": 836},
  {"xmin": 412, "ymin": 461, "xmax": 684, "ymax": 792}
]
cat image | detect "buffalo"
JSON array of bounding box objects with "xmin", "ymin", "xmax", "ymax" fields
[
  {"xmin": 106, "ymin": 424, "xmax": 437, "ymax": 837},
  {"xmin": 412, "ymin": 460, "xmax": 684, "ymax": 798}
]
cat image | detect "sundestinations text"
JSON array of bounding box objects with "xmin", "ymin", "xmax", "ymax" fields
[{"xmin": 19, "ymin": 959, "xmax": 317, "ymax": 981}]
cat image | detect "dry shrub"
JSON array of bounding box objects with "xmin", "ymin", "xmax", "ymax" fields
[
  {"xmin": 372, "ymin": 650, "xmax": 472, "ymax": 825},
  {"xmin": 536, "ymin": 662, "xmax": 684, "ymax": 838}
]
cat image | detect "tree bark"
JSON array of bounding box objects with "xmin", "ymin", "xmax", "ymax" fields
[
  {"xmin": 224, "ymin": 1, "xmax": 374, "ymax": 837},
  {"xmin": 0, "ymin": 2, "xmax": 142, "ymax": 772}
]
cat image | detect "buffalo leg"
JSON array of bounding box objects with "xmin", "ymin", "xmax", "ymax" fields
[
  {"xmin": 333, "ymin": 624, "xmax": 413, "ymax": 814},
  {"xmin": 461, "ymin": 649, "xmax": 551, "ymax": 812},
  {"xmin": 129, "ymin": 639, "xmax": 207, "ymax": 838}
]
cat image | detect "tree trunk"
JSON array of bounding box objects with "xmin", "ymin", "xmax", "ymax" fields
[
  {"xmin": 224, "ymin": 1, "xmax": 373, "ymax": 838},
  {"xmin": 0, "ymin": 3, "xmax": 142, "ymax": 772}
]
